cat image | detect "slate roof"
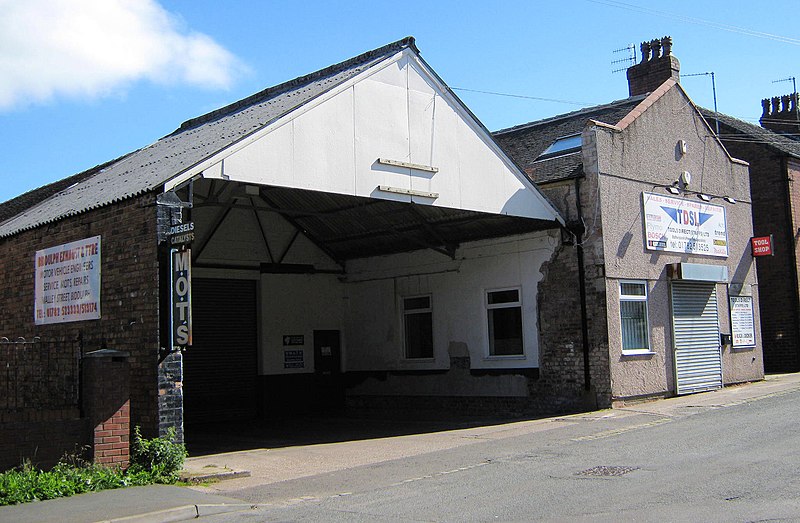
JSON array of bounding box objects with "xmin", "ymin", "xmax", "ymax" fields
[
  {"xmin": 493, "ymin": 95, "xmax": 646, "ymax": 184},
  {"xmin": 0, "ymin": 37, "xmax": 419, "ymax": 238},
  {"xmin": 699, "ymin": 108, "xmax": 800, "ymax": 159}
]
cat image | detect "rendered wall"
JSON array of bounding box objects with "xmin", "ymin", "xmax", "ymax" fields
[{"xmin": 592, "ymin": 86, "xmax": 763, "ymax": 399}]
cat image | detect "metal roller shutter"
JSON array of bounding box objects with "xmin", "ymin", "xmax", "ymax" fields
[
  {"xmin": 184, "ymin": 278, "xmax": 258, "ymax": 424},
  {"xmin": 671, "ymin": 281, "xmax": 722, "ymax": 395}
]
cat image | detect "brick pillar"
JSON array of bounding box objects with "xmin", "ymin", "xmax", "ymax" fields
[
  {"xmin": 82, "ymin": 349, "xmax": 131, "ymax": 467},
  {"xmin": 158, "ymin": 351, "xmax": 184, "ymax": 443}
]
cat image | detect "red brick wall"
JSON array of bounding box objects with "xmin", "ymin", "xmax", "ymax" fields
[
  {"xmin": 0, "ymin": 193, "xmax": 162, "ymax": 440},
  {"xmin": 82, "ymin": 355, "xmax": 131, "ymax": 467},
  {"xmin": 718, "ymin": 135, "xmax": 800, "ymax": 371}
]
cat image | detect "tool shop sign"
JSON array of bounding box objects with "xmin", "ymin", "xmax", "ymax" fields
[
  {"xmin": 642, "ymin": 192, "xmax": 728, "ymax": 257},
  {"xmin": 34, "ymin": 236, "xmax": 101, "ymax": 324}
]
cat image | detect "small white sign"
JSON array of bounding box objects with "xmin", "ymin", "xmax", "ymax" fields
[
  {"xmin": 34, "ymin": 236, "xmax": 101, "ymax": 324},
  {"xmin": 730, "ymin": 296, "xmax": 756, "ymax": 348},
  {"xmin": 642, "ymin": 192, "xmax": 728, "ymax": 257}
]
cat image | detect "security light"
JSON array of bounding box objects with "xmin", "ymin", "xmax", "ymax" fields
[
  {"xmin": 698, "ymin": 194, "xmax": 712, "ymax": 202},
  {"xmin": 666, "ymin": 186, "xmax": 680, "ymax": 195},
  {"xmin": 723, "ymin": 196, "xmax": 736, "ymax": 204}
]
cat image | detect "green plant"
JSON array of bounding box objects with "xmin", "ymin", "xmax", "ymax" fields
[{"xmin": 128, "ymin": 426, "xmax": 187, "ymax": 483}]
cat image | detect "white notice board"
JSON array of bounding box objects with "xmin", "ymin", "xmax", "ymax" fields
[
  {"xmin": 730, "ymin": 295, "xmax": 756, "ymax": 348},
  {"xmin": 34, "ymin": 236, "xmax": 101, "ymax": 324}
]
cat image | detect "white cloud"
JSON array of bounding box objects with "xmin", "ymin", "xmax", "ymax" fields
[{"xmin": 0, "ymin": 0, "xmax": 244, "ymax": 110}]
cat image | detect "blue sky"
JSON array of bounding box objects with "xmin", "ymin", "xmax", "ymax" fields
[{"xmin": 1, "ymin": 0, "xmax": 798, "ymax": 203}]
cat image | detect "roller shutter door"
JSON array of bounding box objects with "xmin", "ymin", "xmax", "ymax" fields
[
  {"xmin": 184, "ymin": 278, "xmax": 258, "ymax": 424},
  {"xmin": 671, "ymin": 281, "xmax": 722, "ymax": 395}
]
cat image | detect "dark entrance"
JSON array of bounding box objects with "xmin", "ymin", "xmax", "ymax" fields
[
  {"xmin": 184, "ymin": 278, "xmax": 258, "ymax": 425},
  {"xmin": 314, "ymin": 330, "xmax": 343, "ymax": 409}
]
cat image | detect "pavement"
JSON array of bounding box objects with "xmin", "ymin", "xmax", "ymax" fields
[{"xmin": 1, "ymin": 372, "xmax": 799, "ymax": 523}]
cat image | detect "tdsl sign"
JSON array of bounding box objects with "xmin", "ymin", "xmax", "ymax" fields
[
  {"xmin": 751, "ymin": 235, "xmax": 774, "ymax": 257},
  {"xmin": 172, "ymin": 249, "xmax": 192, "ymax": 348}
]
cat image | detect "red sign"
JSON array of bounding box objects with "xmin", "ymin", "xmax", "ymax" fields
[{"xmin": 751, "ymin": 235, "xmax": 773, "ymax": 257}]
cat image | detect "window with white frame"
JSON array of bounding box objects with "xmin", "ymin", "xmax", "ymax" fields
[
  {"xmin": 486, "ymin": 288, "xmax": 524, "ymax": 356},
  {"xmin": 403, "ymin": 295, "xmax": 433, "ymax": 359},
  {"xmin": 619, "ymin": 281, "xmax": 650, "ymax": 352}
]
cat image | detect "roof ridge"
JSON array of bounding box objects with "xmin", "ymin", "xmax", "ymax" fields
[
  {"xmin": 172, "ymin": 36, "xmax": 417, "ymax": 134},
  {"xmin": 494, "ymin": 94, "xmax": 647, "ymax": 135}
]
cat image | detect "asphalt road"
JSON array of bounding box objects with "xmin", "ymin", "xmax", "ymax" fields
[{"xmin": 198, "ymin": 389, "xmax": 800, "ymax": 522}]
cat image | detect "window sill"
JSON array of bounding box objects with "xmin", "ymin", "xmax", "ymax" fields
[
  {"xmin": 621, "ymin": 350, "xmax": 656, "ymax": 357},
  {"xmin": 484, "ymin": 355, "xmax": 526, "ymax": 361}
]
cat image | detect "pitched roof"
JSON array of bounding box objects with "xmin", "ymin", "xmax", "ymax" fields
[
  {"xmin": 699, "ymin": 108, "xmax": 800, "ymax": 159},
  {"xmin": 493, "ymin": 95, "xmax": 645, "ymax": 184},
  {"xmin": 0, "ymin": 37, "xmax": 418, "ymax": 238}
]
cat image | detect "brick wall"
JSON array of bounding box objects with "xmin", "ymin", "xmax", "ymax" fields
[
  {"xmin": 718, "ymin": 135, "xmax": 800, "ymax": 371},
  {"xmin": 82, "ymin": 353, "xmax": 130, "ymax": 467},
  {"xmin": 0, "ymin": 192, "xmax": 162, "ymax": 445},
  {"xmin": 533, "ymin": 175, "xmax": 612, "ymax": 409}
]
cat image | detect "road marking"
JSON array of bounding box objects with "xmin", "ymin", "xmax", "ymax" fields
[
  {"xmin": 571, "ymin": 417, "xmax": 672, "ymax": 441},
  {"xmin": 390, "ymin": 461, "xmax": 491, "ymax": 486}
]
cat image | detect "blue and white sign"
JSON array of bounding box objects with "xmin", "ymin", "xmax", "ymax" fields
[{"xmin": 642, "ymin": 192, "xmax": 728, "ymax": 257}]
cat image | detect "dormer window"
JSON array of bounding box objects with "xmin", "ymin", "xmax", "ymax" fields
[{"xmin": 537, "ymin": 134, "xmax": 581, "ymax": 160}]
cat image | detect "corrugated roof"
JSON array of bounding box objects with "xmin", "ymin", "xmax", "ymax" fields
[
  {"xmin": 494, "ymin": 95, "xmax": 644, "ymax": 184},
  {"xmin": 699, "ymin": 108, "xmax": 800, "ymax": 159},
  {"xmin": 0, "ymin": 37, "xmax": 418, "ymax": 239}
]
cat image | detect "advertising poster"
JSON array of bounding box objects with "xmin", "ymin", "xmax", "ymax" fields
[
  {"xmin": 642, "ymin": 192, "xmax": 728, "ymax": 257},
  {"xmin": 730, "ymin": 295, "xmax": 756, "ymax": 348},
  {"xmin": 34, "ymin": 236, "xmax": 101, "ymax": 324}
]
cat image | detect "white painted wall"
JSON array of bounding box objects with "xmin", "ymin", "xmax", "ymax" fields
[{"xmin": 202, "ymin": 50, "xmax": 560, "ymax": 223}]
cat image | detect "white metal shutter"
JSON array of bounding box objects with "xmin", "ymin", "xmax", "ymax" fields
[{"xmin": 671, "ymin": 281, "xmax": 722, "ymax": 395}]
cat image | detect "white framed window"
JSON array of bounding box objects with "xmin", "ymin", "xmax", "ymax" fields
[
  {"xmin": 403, "ymin": 295, "xmax": 433, "ymax": 359},
  {"xmin": 486, "ymin": 288, "xmax": 524, "ymax": 356},
  {"xmin": 619, "ymin": 280, "xmax": 650, "ymax": 353}
]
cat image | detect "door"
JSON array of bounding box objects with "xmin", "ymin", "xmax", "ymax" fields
[
  {"xmin": 671, "ymin": 281, "xmax": 722, "ymax": 395},
  {"xmin": 313, "ymin": 330, "xmax": 343, "ymax": 409},
  {"xmin": 184, "ymin": 278, "xmax": 258, "ymax": 424}
]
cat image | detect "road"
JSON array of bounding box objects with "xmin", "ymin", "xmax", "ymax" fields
[{"xmin": 196, "ymin": 387, "xmax": 800, "ymax": 522}]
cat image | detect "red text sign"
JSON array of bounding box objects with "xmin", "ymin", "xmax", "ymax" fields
[{"xmin": 751, "ymin": 235, "xmax": 773, "ymax": 257}]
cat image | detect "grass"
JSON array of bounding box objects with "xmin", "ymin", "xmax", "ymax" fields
[{"xmin": 0, "ymin": 427, "xmax": 187, "ymax": 506}]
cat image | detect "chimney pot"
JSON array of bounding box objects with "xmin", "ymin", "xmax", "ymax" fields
[
  {"xmin": 761, "ymin": 98, "xmax": 771, "ymax": 118},
  {"xmin": 640, "ymin": 41, "xmax": 651, "ymax": 62},
  {"xmin": 627, "ymin": 35, "xmax": 680, "ymax": 97},
  {"xmin": 661, "ymin": 36, "xmax": 672, "ymax": 56}
]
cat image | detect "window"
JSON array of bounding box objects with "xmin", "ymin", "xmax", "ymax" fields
[
  {"xmin": 403, "ymin": 295, "xmax": 433, "ymax": 359},
  {"xmin": 537, "ymin": 134, "xmax": 581, "ymax": 160},
  {"xmin": 620, "ymin": 281, "xmax": 650, "ymax": 353},
  {"xmin": 486, "ymin": 288, "xmax": 523, "ymax": 356}
]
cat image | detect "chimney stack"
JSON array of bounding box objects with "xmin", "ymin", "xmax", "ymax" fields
[
  {"xmin": 626, "ymin": 36, "xmax": 680, "ymax": 97},
  {"xmin": 760, "ymin": 93, "xmax": 800, "ymax": 136}
]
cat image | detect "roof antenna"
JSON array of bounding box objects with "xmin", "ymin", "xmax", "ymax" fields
[
  {"xmin": 772, "ymin": 76, "xmax": 799, "ymax": 125},
  {"xmin": 684, "ymin": 72, "xmax": 719, "ymax": 135},
  {"xmin": 611, "ymin": 43, "xmax": 637, "ymax": 73}
]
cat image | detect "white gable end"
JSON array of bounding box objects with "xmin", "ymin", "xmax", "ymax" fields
[{"xmin": 201, "ymin": 49, "xmax": 561, "ymax": 223}]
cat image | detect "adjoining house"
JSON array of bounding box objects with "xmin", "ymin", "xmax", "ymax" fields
[
  {"xmin": 699, "ymin": 100, "xmax": 800, "ymax": 372},
  {"xmin": 0, "ymin": 37, "xmax": 577, "ymax": 467},
  {"xmin": 495, "ymin": 37, "xmax": 764, "ymax": 405}
]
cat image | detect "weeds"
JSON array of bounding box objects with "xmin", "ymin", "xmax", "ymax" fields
[{"xmin": 0, "ymin": 427, "xmax": 187, "ymax": 506}]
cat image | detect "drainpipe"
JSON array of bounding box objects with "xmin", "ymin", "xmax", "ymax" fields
[{"xmin": 574, "ymin": 177, "xmax": 592, "ymax": 393}]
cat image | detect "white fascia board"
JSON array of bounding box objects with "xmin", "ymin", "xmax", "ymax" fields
[{"xmin": 163, "ymin": 49, "xmax": 412, "ymax": 193}]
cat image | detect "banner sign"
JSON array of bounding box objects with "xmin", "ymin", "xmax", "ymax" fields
[
  {"xmin": 172, "ymin": 249, "xmax": 192, "ymax": 348},
  {"xmin": 730, "ymin": 295, "xmax": 756, "ymax": 348},
  {"xmin": 642, "ymin": 192, "xmax": 728, "ymax": 257},
  {"xmin": 751, "ymin": 235, "xmax": 773, "ymax": 257},
  {"xmin": 34, "ymin": 236, "xmax": 101, "ymax": 324}
]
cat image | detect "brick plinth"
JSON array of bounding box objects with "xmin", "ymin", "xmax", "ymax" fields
[{"xmin": 82, "ymin": 351, "xmax": 131, "ymax": 467}]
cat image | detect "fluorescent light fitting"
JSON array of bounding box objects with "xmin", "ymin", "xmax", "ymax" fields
[
  {"xmin": 723, "ymin": 196, "xmax": 736, "ymax": 204},
  {"xmin": 698, "ymin": 194, "xmax": 712, "ymax": 202},
  {"xmin": 666, "ymin": 186, "xmax": 680, "ymax": 195}
]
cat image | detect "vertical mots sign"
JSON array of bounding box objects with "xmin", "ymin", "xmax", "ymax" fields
[
  {"xmin": 172, "ymin": 249, "xmax": 192, "ymax": 348},
  {"xmin": 34, "ymin": 236, "xmax": 101, "ymax": 324}
]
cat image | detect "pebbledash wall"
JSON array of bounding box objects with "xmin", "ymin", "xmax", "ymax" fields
[{"xmin": 0, "ymin": 192, "xmax": 163, "ymax": 467}]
